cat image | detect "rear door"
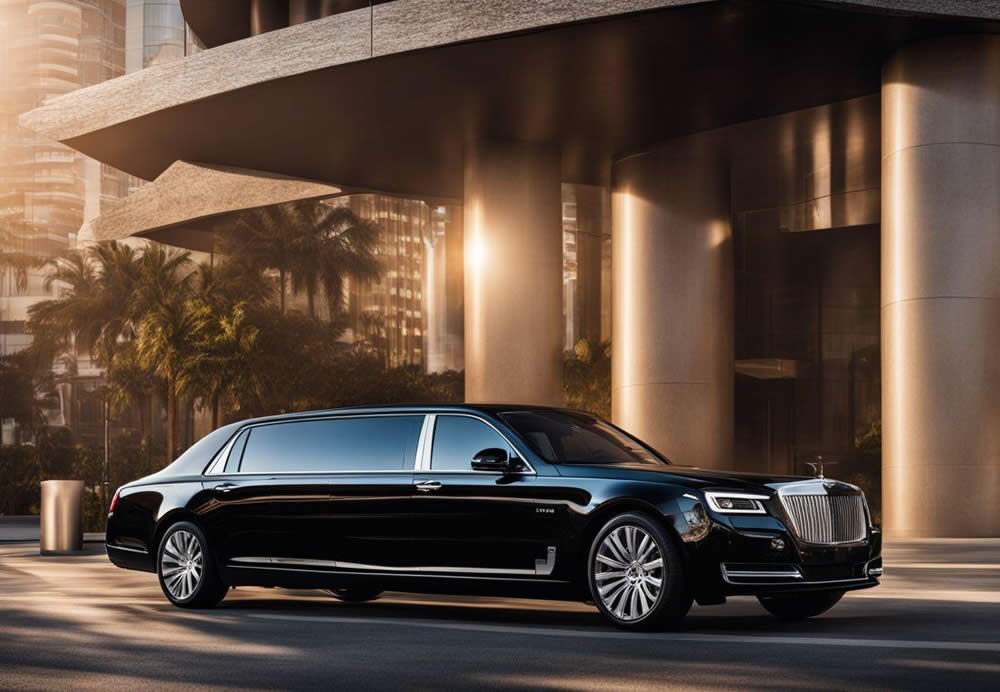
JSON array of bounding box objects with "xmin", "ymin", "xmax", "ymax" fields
[{"xmin": 248, "ymin": 415, "xmax": 424, "ymax": 567}]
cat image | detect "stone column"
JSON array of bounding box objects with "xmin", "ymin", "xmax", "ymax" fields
[
  {"xmin": 464, "ymin": 141, "xmax": 563, "ymax": 405},
  {"xmin": 611, "ymin": 133, "xmax": 733, "ymax": 467},
  {"xmin": 882, "ymin": 35, "xmax": 1000, "ymax": 537}
]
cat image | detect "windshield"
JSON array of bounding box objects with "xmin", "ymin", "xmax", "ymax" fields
[{"xmin": 500, "ymin": 410, "xmax": 669, "ymax": 465}]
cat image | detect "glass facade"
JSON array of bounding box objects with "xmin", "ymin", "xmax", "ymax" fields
[
  {"xmin": 1, "ymin": 1, "xmax": 128, "ymax": 444},
  {"xmin": 561, "ymin": 184, "xmax": 611, "ymax": 350},
  {"xmin": 125, "ymin": 0, "xmax": 199, "ymax": 73},
  {"xmin": 734, "ymin": 221, "xmax": 881, "ymax": 488},
  {"xmin": 0, "ymin": 0, "xmax": 127, "ymax": 255}
]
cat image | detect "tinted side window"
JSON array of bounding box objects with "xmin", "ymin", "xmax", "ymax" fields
[
  {"xmin": 239, "ymin": 416, "xmax": 424, "ymax": 473},
  {"xmin": 430, "ymin": 416, "xmax": 512, "ymax": 471}
]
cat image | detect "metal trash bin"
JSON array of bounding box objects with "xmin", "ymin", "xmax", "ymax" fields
[{"xmin": 40, "ymin": 480, "xmax": 85, "ymax": 554}]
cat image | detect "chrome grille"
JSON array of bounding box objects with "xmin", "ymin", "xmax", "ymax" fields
[{"xmin": 780, "ymin": 494, "xmax": 867, "ymax": 544}]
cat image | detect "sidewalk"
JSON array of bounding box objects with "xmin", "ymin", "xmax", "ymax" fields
[{"xmin": 0, "ymin": 515, "xmax": 103, "ymax": 543}]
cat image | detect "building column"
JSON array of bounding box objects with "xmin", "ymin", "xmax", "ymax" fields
[
  {"xmin": 611, "ymin": 134, "xmax": 733, "ymax": 467},
  {"xmin": 250, "ymin": 0, "xmax": 289, "ymax": 36},
  {"xmin": 464, "ymin": 141, "xmax": 563, "ymax": 405},
  {"xmin": 882, "ymin": 36, "xmax": 1000, "ymax": 537}
]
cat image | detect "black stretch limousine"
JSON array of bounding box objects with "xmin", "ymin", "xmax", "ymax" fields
[{"xmin": 106, "ymin": 405, "xmax": 881, "ymax": 629}]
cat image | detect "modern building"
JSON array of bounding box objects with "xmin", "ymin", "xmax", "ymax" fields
[
  {"xmin": 0, "ymin": 0, "xmax": 197, "ymax": 444},
  {"xmin": 125, "ymin": 0, "xmax": 201, "ymax": 73},
  {"xmin": 22, "ymin": 0, "xmax": 1000, "ymax": 537},
  {"xmin": 341, "ymin": 194, "xmax": 432, "ymax": 369},
  {"xmin": 0, "ymin": 0, "xmax": 127, "ymax": 253},
  {"xmin": 0, "ymin": 0, "xmax": 129, "ymax": 443}
]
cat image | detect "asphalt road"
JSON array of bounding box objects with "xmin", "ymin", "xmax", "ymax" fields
[{"xmin": 1, "ymin": 540, "xmax": 999, "ymax": 691}]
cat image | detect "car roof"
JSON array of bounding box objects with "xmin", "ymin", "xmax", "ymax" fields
[{"xmin": 234, "ymin": 403, "xmax": 580, "ymax": 426}]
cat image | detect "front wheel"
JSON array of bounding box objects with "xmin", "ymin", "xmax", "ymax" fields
[
  {"xmin": 157, "ymin": 521, "xmax": 227, "ymax": 609},
  {"xmin": 757, "ymin": 590, "xmax": 844, "ymax": 620},
  {"xmin": 588, "ymin": 512, "xmax": 692, "ymax": 630}
]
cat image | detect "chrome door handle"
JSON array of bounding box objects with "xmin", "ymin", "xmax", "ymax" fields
[
  {"xmin": 414, "ymin": 480, "xmax": 442, "ymax": 492},
  {"xmin": 213, "ymin": 483, "xmax": 238, "ymax": 493}
]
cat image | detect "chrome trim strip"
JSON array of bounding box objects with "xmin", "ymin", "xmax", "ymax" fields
[
  {"xmin": 414, "ymin": 414, "xmax": 434, "ymax": 472},
  {"xmin": 774, "ymin": 478, "xmax": 863, "ymax": 496},
  {"xmin": 229, "ymin": 546, "xmax": 556, "ymax": 576},
  {"xmin": 720, "ymin": 564, "xmax": 803, "ymax": 581},
  {"xmin": 106, "ymin": 543, "xmax": 149, "ymax": 554},
  {"xmin": 725, "ymin": 570, "xmax": 804, "ymax": 579},
  {"xmin": 721, "ymin": 564, "xmax": 873, "ymax": 587},
  {"xmin": 226, "ymin": 564, "xmax": 563, "ymax": 583}
]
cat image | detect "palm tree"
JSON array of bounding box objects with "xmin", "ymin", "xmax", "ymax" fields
[
  {"xmin": 182, "ymin": 301, "xmax": 262, "ymax": 429},
  {"xmin": 217, "ymin": 204, "xmax": 311, "ymax": 314},
  {"xmin": 1, "ymin": 243, "xmax": 45, "ymax": 357},
  {"xmin": 180, "ymin": 261, "xmax": 270, "ymax": 427},
  {"xmin": 290, "ymin": 203, "xmax": 382, "ymax": 318},
  {"xmin": 28, "ymin": 243, "xmax": 143, "ymax": 365},
  {"xmin": 106, "ymin": 341, "xmax": 159, "ymax": 459},
  {"xmin": 134, "ymin": 245, "xmax": 193, "ymax": 460},
  {"xmin": 27, "ymin": 242, "xmax": 146, "ymax": 497}
]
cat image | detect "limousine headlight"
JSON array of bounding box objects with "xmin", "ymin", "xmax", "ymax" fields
[{"xmin": 704, "ymin": 491, "xmax": 770, "ymax": 515}]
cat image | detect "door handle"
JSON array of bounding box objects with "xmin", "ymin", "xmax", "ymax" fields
[
  {"xmin": 414, "ymin": 480, "xmax": 442, "ymax": 492},
  {"xmin": 213, "ymin": 483, "xmax": 238, "ymax": 493}
]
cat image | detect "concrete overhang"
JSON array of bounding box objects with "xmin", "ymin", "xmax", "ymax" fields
[
  {"xmin": 20, "ymin": 0, "xmax": 1000, "ymax": 199},
  {"xmin": 87, "ymin": 161, "xmax": 342, "ymax": 252}
]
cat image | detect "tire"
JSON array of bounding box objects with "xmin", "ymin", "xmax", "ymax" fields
[
  {"xmin": 328, "ymin": 587, "xmax": 384, "ymax": 603},
  {"xmin": 157, "ymin": 521, "xmax": 228, "ymax": 609},
  {"xmin": 757, "ymin": 590, "xmax": 844, "ymax": 621},
  {"xmin": 587, "ymin": 512, "xmax": 692, "ymax": 630}
]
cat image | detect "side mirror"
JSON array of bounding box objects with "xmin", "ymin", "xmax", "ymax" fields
[{"xmin": 471, "ymin": 448, "xmax": 521, "ymax": 473}]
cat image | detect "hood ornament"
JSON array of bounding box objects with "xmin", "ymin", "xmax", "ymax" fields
[{"xmin": 805, "ymin": 456, "xmax": 825, "ymax": 479}]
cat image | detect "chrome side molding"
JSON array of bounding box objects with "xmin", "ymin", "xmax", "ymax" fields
[{"xmin": 230, "ymin": 546, "xmax": 558, "ymax": 577}]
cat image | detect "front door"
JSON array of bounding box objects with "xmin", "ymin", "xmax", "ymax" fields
[{"xmin": 405, "ymin": 414, "xmax": 574, "ymax": 578}]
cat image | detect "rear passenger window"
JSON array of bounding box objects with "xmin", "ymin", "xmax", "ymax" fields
[{"xmin": 239, "ymin": 416, "xmax": 424, "ymax": 473}]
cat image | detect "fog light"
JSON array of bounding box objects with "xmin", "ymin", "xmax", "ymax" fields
[{"xmin": 770, "ymin": 537, "xmax": 786, "ymax": 552}]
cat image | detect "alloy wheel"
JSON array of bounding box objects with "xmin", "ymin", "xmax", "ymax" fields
[
  {"xmin": 160, "ymin": 529, "xmax": 204, "ymax": 601},
  {"xmin": 593, "ymin": 524, "xmax": 664, "ymax": 621}
]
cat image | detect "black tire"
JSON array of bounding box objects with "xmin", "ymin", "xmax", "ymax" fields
[
  {"xmin": 757, "ymin": 590, "xmax": 844, "ymax": 621},
  {"xmin": 328, "ymin": 587, "xmax": 384, "ymax": 603},
  {"xmin": 587, "ymin": 512, "xmax": 692, "ymax": 630},
  {"xmin": 156, "ymin": 521, "xmax": 227, "ymax": 609}
]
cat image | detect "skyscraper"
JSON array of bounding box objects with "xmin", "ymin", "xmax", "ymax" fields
[{"xmin": 0, "ymin": 0, "xmax": 127, "ymax": 256}]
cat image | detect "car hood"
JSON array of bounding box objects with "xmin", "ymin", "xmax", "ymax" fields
[{"xmin": 553, "ymin": 462, "xmax": 812, "ymax": 493}]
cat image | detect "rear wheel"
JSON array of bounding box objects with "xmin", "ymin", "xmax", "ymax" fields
[
  {"xmin": 328, "ymin": 587, "xmax": 383, "ymax": 603},
  {"xmin": 157, "ymin": 521, "xmax": 227, "ymax": 609},
  {"xmin": 758, "ymin": 590, "xmax": 844, "ymax": 620},
  {"xmin": 588, "ymin": 512, "xmax": 691, "ymax": 630}
]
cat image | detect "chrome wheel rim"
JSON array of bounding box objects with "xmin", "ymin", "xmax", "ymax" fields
[
  {"xmin": 160, "ymin": 530, "xmax": 203, "ymax": 601},
  {"xmin": 594, "ymin": 525, "xmax": 664, "ymax": 621}
]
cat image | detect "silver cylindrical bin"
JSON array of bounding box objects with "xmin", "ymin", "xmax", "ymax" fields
[{"xmin": 40, "ymin": 480, "xmax": 85, "ymax": 554}]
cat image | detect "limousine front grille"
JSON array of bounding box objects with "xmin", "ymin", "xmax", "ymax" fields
[{"xmin": 780, "ymin": 494, "xmax": 867, "ymax": 544}]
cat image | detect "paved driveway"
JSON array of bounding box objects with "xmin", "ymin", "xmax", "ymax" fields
[{"xmin": 0, "ymin": 540, "xmax": 998, "ymax": 690}]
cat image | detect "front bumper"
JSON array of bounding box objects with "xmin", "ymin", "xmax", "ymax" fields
[
  {"xmin": 680, "ymin": 510, "xmax": 882, "ymax": 603},
  {"xmin": 719, "ymin": 556, "xmax": 881, "ymax": 595}
]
